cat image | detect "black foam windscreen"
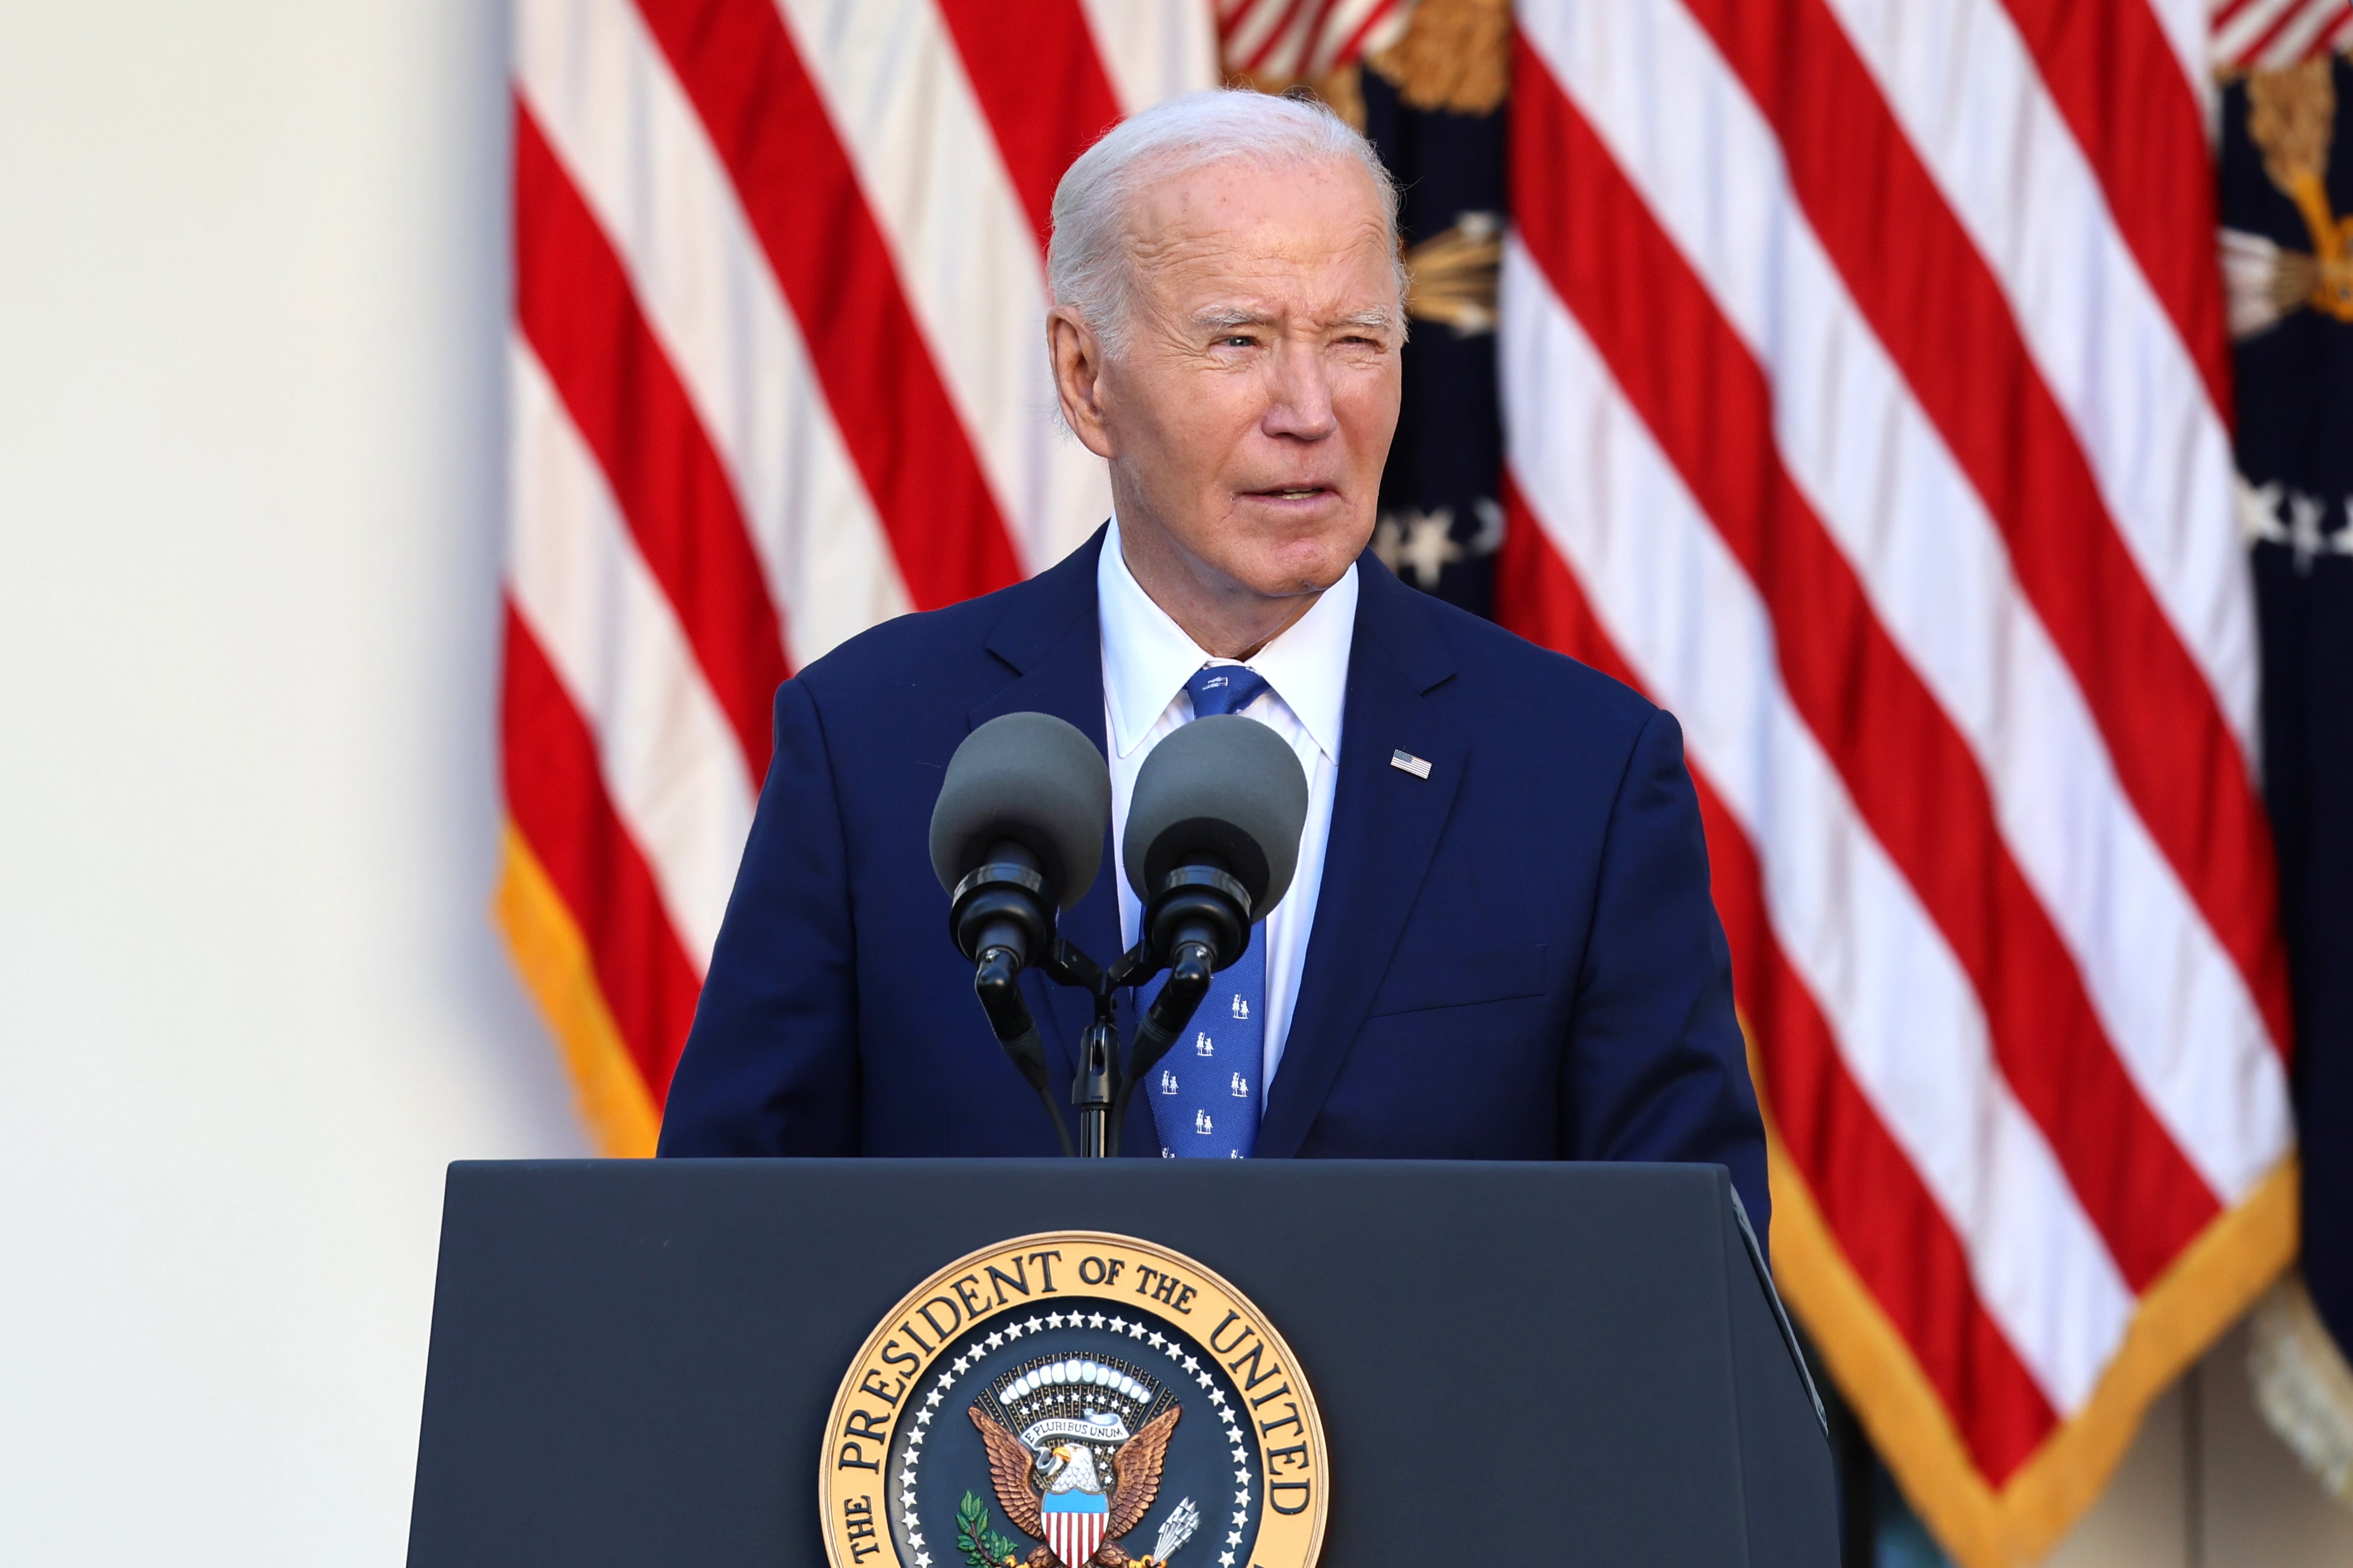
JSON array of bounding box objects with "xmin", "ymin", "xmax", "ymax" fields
[
  {"xmin": 1122, "ymin": 715, "xmax": 1310, "ymax": 916},
  {"xmin": 928, "ymin": 712, "xmax": 1111, "ymax": 912}
]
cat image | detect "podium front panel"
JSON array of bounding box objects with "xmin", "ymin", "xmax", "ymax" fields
[{"xmin": 408, "ymin": 1158, "xmax": 1833, "ymax": 1567}]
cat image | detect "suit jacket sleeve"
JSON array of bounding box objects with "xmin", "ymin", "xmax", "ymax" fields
[
  {"xmin": 1564, "ymin": 707, "xmax": 1770, "ymax": 1253},
  {"xmin": 657, "ymin": 678, "xmax": 860, "ymax": 1155}
]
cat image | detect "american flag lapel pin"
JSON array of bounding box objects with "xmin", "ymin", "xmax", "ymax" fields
[{"xmin": 1390, "ymin": 749, "xmax": 1432, "ymax": 780}]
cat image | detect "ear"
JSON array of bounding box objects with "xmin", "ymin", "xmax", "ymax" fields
[{"xmin": 1048, "ymin": 306, "xmax": 1117, "ymax": 461}]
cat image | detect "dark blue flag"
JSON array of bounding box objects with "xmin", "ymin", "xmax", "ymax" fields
[{"xmin": 2219, "ymin": 53, "xmax": 2353, "ymax": 1358}]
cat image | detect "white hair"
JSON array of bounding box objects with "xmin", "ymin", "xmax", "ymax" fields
[{"xmin": 1046, "ymin": 89, "xmax": 1406, "ymax": 354}]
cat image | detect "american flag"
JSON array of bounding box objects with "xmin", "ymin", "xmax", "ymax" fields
[
  {"xmin": 496, "ymin": 1, "xmax": 2342, "ymax": 1563},
  {"xmin": 1500, "ymin": 1, "xmax": 2336, "ymax": 1563}
]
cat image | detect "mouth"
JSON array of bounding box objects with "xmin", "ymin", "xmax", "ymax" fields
[{"xmin": 1244, "ymin": 484, "xmax": 1336, "ymax": 503}]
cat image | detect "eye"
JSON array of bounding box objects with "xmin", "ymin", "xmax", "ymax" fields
[{"xmin": 1217, "ymin": 334, "xmax": 1255, "ymax": 348}]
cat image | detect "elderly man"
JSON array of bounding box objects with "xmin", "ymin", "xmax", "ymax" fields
[{"xmin": 657, "ymin": 91, "xmax": 1768, "ymax": 1241}]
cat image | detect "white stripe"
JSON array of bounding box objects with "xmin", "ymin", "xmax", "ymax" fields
[
  {"xmin": 771, "ymin": 0, "xmax": 1114, "ymax": 574},
  {"xmin": 1501, "ymin": 239, "xmax": 2131, "ymax": 1410},
  {"xmin": 514, "ymin": 0, "xmax": 911, "ymax": 670},
  {"xmin": 508, "ymin": 340, "xmax": 753, "ymax": 974},
  {"xmin": 1517, "ymin": 0, "xmax": 2291, "ymax": 1199},
  {"xmin": 1077, "ymin": 0, "xmax": 1217, "ymax": 112},
  {"xmin": 1816, "ymin": 0, "xmax": 2258, "ymax": 753}
]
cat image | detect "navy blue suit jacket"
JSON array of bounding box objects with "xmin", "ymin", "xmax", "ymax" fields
[{"xmin": 658, "ymin": 529, "xmax": 1769, "ymax": 1247}]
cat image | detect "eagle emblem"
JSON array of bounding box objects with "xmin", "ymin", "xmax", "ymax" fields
[{"xmin": 965, "ymin": 1356, "xmax": 1197, "ymax": 1568}]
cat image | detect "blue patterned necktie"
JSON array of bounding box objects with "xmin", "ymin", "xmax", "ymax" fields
[{"xmin": 1144, "ymin": 666, "xmax": 1274, "ymax": 1158}]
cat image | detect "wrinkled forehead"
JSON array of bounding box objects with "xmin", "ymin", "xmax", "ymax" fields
[{"xmin": 1121, "ymin": 153, "xmax": 1400, "ymax": 316}]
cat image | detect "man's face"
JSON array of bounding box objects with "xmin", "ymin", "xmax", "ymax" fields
[{"xmin": 1068, "ymin": 155, "xmax": 1403, "ymax": 603}]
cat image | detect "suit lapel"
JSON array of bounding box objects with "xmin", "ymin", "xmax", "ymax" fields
[
  {"xmin": 1255, "ymin": 560, "xmax": 1466, "ymax": 1158},
  {"xmin": 967, "ymin": 528, "xmax": 1120, "ymax": 1086}
]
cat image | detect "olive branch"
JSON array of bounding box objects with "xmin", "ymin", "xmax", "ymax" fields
[{"xmin": 956, "ymin": 1491, "xmax": 1022, "ymax": 1568}]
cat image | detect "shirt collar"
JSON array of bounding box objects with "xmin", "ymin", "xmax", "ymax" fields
[{"xmin": 1098, "ymin": 515, "xmax": 1356, "ymax": 763}]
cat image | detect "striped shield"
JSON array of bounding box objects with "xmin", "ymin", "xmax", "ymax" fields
[{"xmin": 1041, "ymin": 1488, "xmax": 1108, "ymax": 1568}]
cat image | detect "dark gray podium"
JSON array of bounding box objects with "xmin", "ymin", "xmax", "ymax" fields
[{"xmin": 407, "ymin": 1159, "xmax": 1834, "ymax": 1567}]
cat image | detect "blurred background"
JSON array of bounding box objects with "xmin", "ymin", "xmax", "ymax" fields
[{"xmin": 1, "ymin": 2, "xmax": 2349, "ymax": 1564}]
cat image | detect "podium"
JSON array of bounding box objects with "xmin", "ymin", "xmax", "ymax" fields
[{"xmin": 407, "ymin": 1159, "xmax": 1835, "ymax": 1567}]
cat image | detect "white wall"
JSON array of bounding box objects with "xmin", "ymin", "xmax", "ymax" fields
[
  {"xmin": 0, "ymin": 4, "xmax": 586, "ymax": 1563},
  {"xmin": 0, "ymin": 4, "xmax": 2346, "ymax": 1566}
]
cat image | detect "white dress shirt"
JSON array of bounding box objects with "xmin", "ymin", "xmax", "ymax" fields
[{"xmin": 1098, "ymin": 517, "xmax": 1355, "ymax": 1091}]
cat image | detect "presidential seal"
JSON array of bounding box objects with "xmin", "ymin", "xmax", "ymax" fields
[{"xmin": 821, "ymin": 1231, "xmax": 1326, "ymax": 1568}]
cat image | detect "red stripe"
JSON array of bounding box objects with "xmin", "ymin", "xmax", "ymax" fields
[
  {"xmin": 1513, "ymin": 44, "xmax": 2223, "ymax": 1289},
  {"xmin": 933, "ymin": 0, "xmax": 1125, "ymax": 253},
  {"xmin": 513, "ymin": 103, "xmax": 784, "ymax": 783},
  {"xmin": 1497, "ymin": 489, "xmax": 2058, "ymax": 1481},
  {"xmin": 1671, "ymin": 0, "xmax": 2294, "ymax": 1058},
  {"xmin": 503, "ymin": 604, "xmax": 702, "ymax": 1103},
  {"xmin": 1991, "ymin": 0, "xmax": 2232, "ymax": 414},
  {"xmin": 632, "ymin": 0, "xmax": 1024, "ymax": 610}
]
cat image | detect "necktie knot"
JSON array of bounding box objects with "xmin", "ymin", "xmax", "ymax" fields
[{"xmin": 1185, "ymin": 664, "xmax": 1273, "ymax": 719}]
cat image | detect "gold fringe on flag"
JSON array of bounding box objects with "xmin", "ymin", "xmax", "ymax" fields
[
  {"xmin": 1750, "ymin": 1029, "xmax": 2298, "ymax": 1567},
  {"xmin": 493, "ymin": 820, "xmax": 662, "ymax": 1157}
]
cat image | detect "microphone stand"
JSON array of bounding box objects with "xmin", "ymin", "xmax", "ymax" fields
[{"xmin": 970, "ymin": 936, "xmax": 1217, "ymax": 1159}]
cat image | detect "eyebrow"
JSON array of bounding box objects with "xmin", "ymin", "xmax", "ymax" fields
[{"xmin": 1190, "ymin": 306, "xmax": 1401, "ymax": 334}]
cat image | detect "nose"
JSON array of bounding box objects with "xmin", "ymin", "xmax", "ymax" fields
[{"xmin": 1261, "ymin": 337, "xmax": 1337, "ymax": 442}]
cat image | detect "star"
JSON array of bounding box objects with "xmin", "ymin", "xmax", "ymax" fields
[
  {"xmin": 903, "ymin": 1510, "xmax": 919, "ymax": 1529},
  {"xmin": 1232, "ymin": 1446, "xmax": 1248, "ymax": 1464},
  {"xmin": 2235, "ymin": 473, "xmax": 2289, "ymax": 547},
  {"xmin": 1126, "ymin": 1320, "xmax": 1147, "ymax": 1338},
  {"xmin": 916, "ymin": 1409, "xmax": 933, "ymax": 1426},
  {"xmin": 1182, "ymin": 1355, "xmax": 1200, "ymax": 1373},
  {"xmin": 1233, "ymin": 1510, "xmax": 1249, "ymax": 1527},
  {"xmin": 1228, "ymin": 1529, "xmax": 1244, "ymax": 1546},
  {"xmin": 1089, "ymin": 1312, "xmax": 1106, "ymax": 1329},
  {"xmin": 935, "ymin": 1374, "xmax": 953, "ymax": 1390},
  {"xmin": 1235, "ymin": 1467, "xmax": 1252, "ymax": 1486},
  {"xmin": 909, "ymin": 1534, "xmax": 925, "ymax": 1550},
  {"xmin": 1372, "ymin": 506, "xmax": 1463, "ymax": 588},
  {"xmin": 1236, "ymin": 1490, "xmax": 1251, "ymax": 1504},
  {"xmin": 900, "ymin": 1491, "xmax": 916, "ymax": 1510},
  {"xmin": 1047, "ymin": 1313, "xmax": 1065, "ymax": 1329},
  {"xmin": 1004, "ymin": 1320, "xmax": 1026, "ymax": 1339},
  {"xmin": 1207, "ymin": 1389, "xmax": 1227, "ymax": 1406},
  {"xmin": 953, "ymin": 1356, "xmax": 970, "ymax": 1374},
  {"xmin": 910, "ymin": 1429, "xmax": 927, "ymax": 1446},
  {"xmin": 986, "ymin": 1331, "xmax": 1005, "ymax": 1350},
  {"xmin": 925, "ymin": 1390, "xmax": 943, "ymax": 1408},
  {"xmin": 1196, "ymin": 1372, "xmax": 1216, "ymax": 1389},
  {"xmin": 1026, "ymin": 1317, "xmax": 1045, "ymax": 1333},
  {"xmin": 916, "ymin": 1555, "xmax": 932, "ymax": 1568},
  {"xmin": 1148, "ymin": 1332, "xmax": 1167, "ymax": 1350},
  {"xmin": 1220, "ymin": 1555, "xmax": 1235, "ymax": 1568}
]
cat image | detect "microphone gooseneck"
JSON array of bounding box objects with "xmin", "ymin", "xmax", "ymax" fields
[{"xmin": 929, "ymin": 712, "xmax": 1111, "ymax": 1157}]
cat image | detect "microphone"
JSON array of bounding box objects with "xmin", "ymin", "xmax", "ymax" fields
[
  {"xmin": 1116, "ymin": 715, "xmax": 1308, "ymax": 1127},
  {"xmin": 930, "ymin": 712, "xmax": 1111, "ymax": 969},
  {"xmin": 1122, "ymin": 713, "xmax": 1310, "ymax": 973},
  {"xmin": 929, "ymin": 712, "xmax": 1111, "ymax": 1156}
]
